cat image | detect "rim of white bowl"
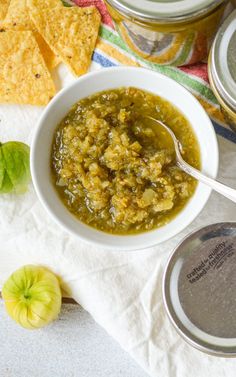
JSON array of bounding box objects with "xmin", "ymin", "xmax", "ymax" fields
[{"xmin": 31, "ymin": 66, "xmax": 219, "ymax": 251}]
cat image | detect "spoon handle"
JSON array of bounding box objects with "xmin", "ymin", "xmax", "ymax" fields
[{"xmin": 177, "ymin": 157, "xmax": 236, "ymax": 204}]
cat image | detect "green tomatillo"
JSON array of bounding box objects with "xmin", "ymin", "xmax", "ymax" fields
[{"xmin": 2, "ymin": 265, "xmax": 62, "ymax": 329}]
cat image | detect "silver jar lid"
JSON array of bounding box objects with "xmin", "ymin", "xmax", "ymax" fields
[
  {"xmin": 210, "ymin": 10, "xmax": 236, "ymax": 112},
  {"xmin": 106, "ymin": 0, "xmax": 226, "ymax": 23},
  {"xmin": 163, "ymin": 222, "xmax": 236, "ymax": 356}
]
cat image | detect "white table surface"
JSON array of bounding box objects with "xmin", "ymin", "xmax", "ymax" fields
[{"xmin": 0, "ymin": 301, "xmax": 148, "ymax": 377}]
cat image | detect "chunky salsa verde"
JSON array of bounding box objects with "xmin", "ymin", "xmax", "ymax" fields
[{"xmin": 51, "ymin": 87, "xmax": 201, "ymax": 234}]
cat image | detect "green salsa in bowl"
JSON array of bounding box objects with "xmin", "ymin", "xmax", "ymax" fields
[
  {"xmin": 31, "ymin": 67, "xmax": 218, "ymax": 250},
  {"xmin": 51, "ymin": 87, "xmax": 200, "ymax": 235}
]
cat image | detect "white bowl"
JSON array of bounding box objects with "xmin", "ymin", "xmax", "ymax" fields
[{"xmin": 31, "ymin": 67, "xmax": 219, "ymax": 251}]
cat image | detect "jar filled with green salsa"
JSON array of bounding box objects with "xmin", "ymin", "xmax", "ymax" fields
[{"xmin": 105, "ymin": 0, "xmax": 229, "ymax": 66}]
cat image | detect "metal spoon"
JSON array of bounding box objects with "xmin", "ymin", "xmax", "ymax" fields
[{"xmin": 146, "ymin": 116, "xmax": 236, "ymax": 204}]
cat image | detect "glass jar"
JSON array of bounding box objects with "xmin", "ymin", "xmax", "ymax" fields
[
  {"xmin": 208, "ymin": 10, "xmax": 236, "ymax": 132},
  {"xmin": 105, "ymin": 0, "xmax": 229, "ymax": 66}
]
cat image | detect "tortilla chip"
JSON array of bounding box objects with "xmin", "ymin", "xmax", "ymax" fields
[
  {"xmin": 3, "ymin": 0, "xmax": 32, "ymax": 29},
  {"xmin": 0, "ymin": 0, "xmax": 10, "ymax": 20},
  {"xmin": 2, "ymin": 0, "xmax": 60, "ymax": 69},
  {"xmin": 34, "ymin": 31, "xmax": 60, "ymax": 70},
  {"xmin": 27, "ymin": 0, "xmax": 64, "ymax": 8},
  {"xmin": 4, "ymin": 0, "xmax": 63, "ymax": 27},
  {"xmin": 0, "ymin": 31, "xmax": 56, "ymax": 105},
  {"xmin": 1, "ymin": 23, "xmax": 60, "ymax": 70},
  {"xmin": 28, "ymin": 1, "xmax": 101, "ymax": 76}
]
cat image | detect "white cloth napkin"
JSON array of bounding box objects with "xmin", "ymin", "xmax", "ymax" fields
[{"xmin": 1, "ymin": 63, "xmax": 236, "ymax": 377}]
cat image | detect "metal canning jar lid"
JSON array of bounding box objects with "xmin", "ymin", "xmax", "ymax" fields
[
  {"xmin": 210, "ymin": 10, "xmax": 236, "ymax": 113},
  {"xmin": 163, "ymin": 222, "xmax": 236, "ymax": 357},
  {"xmin": 106, "ymin": 0, "xmax": 226, "ymax": 23}
]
